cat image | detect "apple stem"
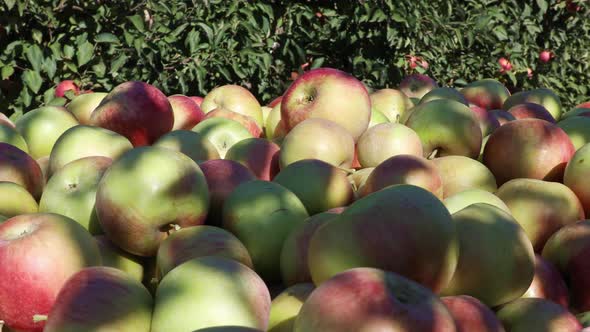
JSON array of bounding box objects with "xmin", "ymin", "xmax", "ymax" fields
[
  {"xmin": 33, "ymin": 315, "xmax": 48, "ymax": 323},
  {"xmin": 427, "ymin": 149, "xmax": 439, "ymax": 160},
  {"xmin": 0, "ymin": 320, "xmax": 4, "ymax": 331}
]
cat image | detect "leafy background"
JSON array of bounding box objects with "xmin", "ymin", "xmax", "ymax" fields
[{"xmin": 0, "ymin": 0, "xmax": 588, "ymax": 120}]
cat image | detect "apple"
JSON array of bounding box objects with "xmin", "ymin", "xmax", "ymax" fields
[
  {"xmin": 441, "ymin": 203, "xmax": 535, "ymax": 307},
  {"xmin": 66, "ymin": 92, "xmax": 108, "ymax": 125},
  {"xmin": 440, "ymin": 295, "xmax": 505, "ymax": 332},
  {"xmin": 0, "ymin": 113, "xmax": 15, "ymax": 128},
  {"xmin": 368, "ymin": 109, "xmax": 389, "ymax": 128},
  {"xmin": 432, "ymin": 155, "xmax": 497, "ymax": 198},
  {"xmin": 564, "ymin": 245, "xmax": 590, "ymax": 312},
  {"xmin": 14, "ymin": 106, "xmax": 79, "ymax": 159},
  {"xmin": 405, "ymin": 99, "xmax": 482, "ymax": 158},
  {"xmin": 347, "ymin": 167, "xmax": 374, "ymax": 196},
  {"xmin": 168, "ymin": 94, "xmax": 205, "ymax": 130},
  {"xmin": 192, "ymin": 117, "xmax": 253, "ymax": 158},
  {"xmin": 268, "ymin": 96, "xmax": 283, "ymax": 108},
  {"xmin": 369, "ymin": 88, "xmax": 414, "ymax": 123},
  {"xmin": 356, "ymin": 123, "xmax": 423, "ymax": 168},
  {"xmin": 443, "ymin": 188, "xmax": 510, "ymax": 215},
  {"xmin": 281, "ymin": 68, "xmax": 371, "ymax": 141},
  {"xmin": 561, "ymin": 107, "xmax": 590, "ymax": 120},
  {"xmin": 0, "ymin": 213, "xmax": 101, "ymax": 332},
  {"xmin": 43, "ymin": 267, "xmax": 153, "ymax": 332},
  {"xmin": 503, "ymin": 88, "xmax": 563, "ymax": 121},
  {"xmin": 194, "ymin": 327, "xmax": 263, "ymax": 332},
  {"xmin": 94, "ymin": 235, "xmax": 145, "ymax": 283},
  {"xmin": 420, "ymin": 87, "xmax": 469, "ymax": 105},
  {"xmin": 268, "ymin": 283, "xmax": 315, "ymax": 332},
  {"xmin": 261, "ymin": 106, "xmax": 273, "ymax": 126},
  {"xmin": 564, "ymin": 143, "xmax": 590, "ymax": 216},
  {"xmin": 0, "ymin": 181, "xmax": 37, "ymax": 217},
  {"xmin": 482, "ymin": 119, "xmax": 575, "ymax": 185},
  {"xmin": 151, "ymin": 256, "xmax": 271, "ymax": 331},
  {"xmin": 522, "ymin": 254, "xmax": 569, "ymax": 308},
  {"xmin": 95, "ymin": 146, "xmax": 210, "ymax": 257},
  {"xmin": 294, "ymin": 267, "xmax": 456, "ymax": 332},
  {"xmin": 279, "ymin": 118, "xmax": 355, "ymax": 169},
  {"xmin": 274, "ymin": 159, "xmax": 354, "ymax": 215},
  {"xmin": 36, "ymin": 156, "xmax": 50, "ymax": 184},
  {"xmin": 0, "ymin": 142, "xmax": 44, "ymax": 200},
  {"xmin": 200, "ymin": 84, "xmax": 263, "ymax": 128},
  {"xmin": 399, "ymin": 73, "xmax": 439, "ymax": 99},
  {"xmin": 89, "ymin": 81, "xmax": 174, "ymax": 147},
  {"xmin": 189, "ymin": 96, "xmax": 204, "ymax": 106},
  {"xmin": 557, "ymin": 116, "xmax": 590, "ymax": 150},
  {"xmin": 48, "ymin": 125, "xmax": 133, "ymax": 175},
  {"xmin": 577, "ymin": 101, "xmax": 590, "ymax": 109},
  {"xmin": 489, "ymin": 109, "xmax": 516, "ymax": 125},
  {"xmin": 0, "ymin": 122, "xmax": 28, "ymax": 152},
  {"xmin": 153, "ymin": 129, "xmax": 220, "ymax": 164},
  {"xmin": 264, "ymin": 102, "xmax": 283, "ymax": 140},
  {"xmin": 40, "ymin": 156, "xmax": 113, "ymax": 235},
  {"xmin": 225, "ymin": 137, "xmax": 281, "ymax": 181},
  {"xmin": 55, "ymin": 80, "xmax": 80, "ymax": 98},
  {"xmin": 204, "ymin": 108, "xmax": 263, "ymax": 137},
  {"xmin": 539, "ymin": 50, "xmax": 553, "ymax": 63},
  {"xmin": 496, "ymin": 298, "xmax": 581, "ymax": 332},
  {"xmin": 460, "ymin": 79, "xmax": 510, "ymax": 110},
  {"xmin": 508, "ymin": 102, "xmax": 556, "ymax": 122},
  {"xmin": 469, "ymin": 104, "xmax": 501, "ymax": 136},
  {"xmin": 496, "ymin": 178, "xmax": 584, "ymax": 252}
]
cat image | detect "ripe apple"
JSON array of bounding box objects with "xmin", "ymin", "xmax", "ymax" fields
[
  {"xmin": 0, "ymin": 122, "xmax": 28, "ymax": 152},
  {"xmin": 168, "ymin": 94, "xmax": 205, "ymax": 130},
  {"xmin": 503, "ymin": 88, "xmax": 563, "ymax": 121},
  {"xmin": 200, "ymin": 84, "xmax": 263, "ymax": 128},
  {"xmin": 489, "ymin": 109, "xmax": 516, "ymax": 125},
  {"xmin": 43, "ymin": 267, "xmax": 153, "ymax": 332},
  {"xmin": 0, "ymin": 213, "xmax": 102, "ymax": 332},
  {"xmin": 268, "ymin": 96, "xmax": 283, "ymax": 108},
  {"xmin": 522, "ymin": 254, "xmax": 569, "ymax": 307},
  {"xmin": 356, "ymin": 123, "xmax": 423, "ymax": 168},
  {"xmin": 89, "ymin": 81, "xmax": 174, "ymax": 146},
  {"xmin": 267, "ymin": 283, "xmax": 315, "ymax": 332},
  {"xmin": 94, "ymin": 235, "xmax": 145, "ymax": 283},
  {"xmin": 508, "ymin": 102, "xmax": 556, "ymax": 122},
  {"xmin": 0, "ymin": 142, "xmax": 44, "ymax": 200},
  {"xmin": 469, "ymin": 104, "xmax": 501, "ymax": 136},
  {"xmin": 440, "ymin": 295, "xmax": 505, "ymax": 332},
  {"xmin": 204, "ymin": 108, "xmax": 263, "ymax": 137},
  {"xmin": 369, "ymin": 88, "xmax": 414, "ymax": 123},
  {"xmin": 0, "ymin": 113, "xmax": 15, "ymax": 128},
  {"xmin": 95, "ymin": 146, "xmax": 210, "ymax": 257},
  {"xmin": 294, "ymin": 267, "xmax": 456, "ymax": 332},
  {"xmin": 36, "ymin": 156, "xmax": 50, "ymax": 184},
  {"xmin": 225, "ymin": 138, "xmax": 281, "ymax": 181},
  {"xmin": 564, "ymin": 144, "xmax": 590, "ymax": 216},
  {"xmin": 281, "ymin": 68, "xmax": 371, "ymax": 141},
  {"xmin": 55, "ymin": 80, "xmax": 80, "ymax": 98},
  {"xmin": 460, "ymin": 78, "xmax": 510, "ymax": 110},
  {"xmin": 264, "ymin": 102, "xmax": 283, "ymax": 140},
  {"xmin": 432, "ymin": 155, "xmax": 497, "ymax": 198},
  {"xmin": 420, "ymin": 87, "xmax": 469, "ymax": 105},
  {"xmin": 189, "ymin": 96, "xmax": 204, "ymax": 106},
  {"xmin": 14, "ymin": 106, "xmax": 79, "ymax": 159},
  {"xmin": 153, "ymin": 129, "xmax": 220, "ymax": 164},
  {"xmin": 539, "ymin": 50, "xmax": 553, "ymax": 63},
  {"xmin": 192, "ymin": 117, "xmax": 253, "ymax": 158},
  {"xmin": 0, "ymin": 181, "xmax": 38, "ymax": 217},
  {"xmin": 399, "ymin": 73, "xmax": 439, "ymax": 99},
  {"xmin": 443, "ymin": 188, "xmax": 510, "ymax": 215},
  {"xmin": 496, "ymin": 298, "xmax": 581, "ymax": 332},
  {"xmin": 66, "ymin": 92, "xmax": 108, "ymax": 125},
  {"xmin": 558, "ymin": 116, "xmax": 590, "ymax": 150},
  {"xmin": 561, "ymin": 107, "xmax": 590, "ymax": 120}
]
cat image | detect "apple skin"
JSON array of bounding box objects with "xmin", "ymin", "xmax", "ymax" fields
[
  {"xmin": 440, "ymin": 203, "xmax": 535, "ymax": 307},
  {"xmin": 194, "ymin": 328, "xmax": 263, "ymax": 332},
  {"xmin": 440, "ymin": 295, "xmax": 505, "ymax": 332},
  {"xmin": 89, "ymin": 81, "xmax": 174, "ymax": 147},
  {"xmin": 399, "ymin": 73, "xmax": 439, "ymax": 100},
  {"xmin": 168, "ymin": 94, "xmax": 205, "ymax": 130},
  {"xmin": 0, "ymin": 142, "xmax": 44, "ymax": 200},
  {"xmin": 43, "ymin": 267, "xmax": 153, "ymax": 332},
  {"xmin": 460, "ymin": 79, "xmax": 510, "ymax": 110},
  {"xmin": 55, "ymin": 80, "xmax": 80, "ymax": 98},
  {"xmin": 432, "ymin": 155, "xmax": 497, "ymax": 198},
  {"xmin": 496, "ymin": 298, "xmax": 581, "ymax": 332},
  {"xmin": 151, "ymin": 257, "xmax": 271, "ymax": 332},
  {"xmin": 279, "ymin": 118, "xmax": 355, "ymax": 169},
  {"xmin": 95, "ymin": 146, "xmax": 210, "ymax": 257},
  {"xmin": 201, "ymin": 84, "xmax": 263, "ymax": 128},
  {"xmin": 0, "ymin": 213, "xmax": 102, "ymax": 332},
  {"xmin": 489, "ymin": 109, "xmax": 516, "ymax": 125},
  {"xmin": 482, "ymin": 118, "xmax": 575, "ymax": 185},
  {"xmin": 40, "ymin": 156, "xmax": 113, "ymax": 235},
  {"xmin": 223, "ymin": 180, "xmax": 308, "ymax": 282},
  {"xmin": 0, "ymin": 122, "xmax": 28, "ymax": 153},
  {"xmin": 268, "ymin": 283, "xmax": 315, "ymax": 332},
  {"xmin": 564, "ymin": 144, "xmax": 590, "ymax": 216},
  {"xmin": 66, "ymin": 92, "xmax": 108, "ymax": 125},
  {"xmin": 192, "ymin": 117, "xmax": 254, "ymax": 158},
  {"xmin": 503, "ymin": 88, "xmax": 563, "ymax": 121},
  {"xmin": 0, "ymin": 181, "xmax": 38, "ymax": 217},
  {"xmin": 189, "ymin": 96, "xmax": 204, "ymax": 106},
  {"xmin": 94, "ymin": 235, "xmax": 145, "ymax": 283},
  {"xmin": 268, "ymin": 96, "xmax": 283, "ymax": 108},
  {"xmin": 273, "ymin": 159, "xmax": 354, "ymax": 215},
  {"xmin": 294, "ymin": 267, "xmax": 457, "ymax": 332},
  {"xmin": 405, "ymin": 99, "xmax": 482, "ymax": 159},
  {"xmin": 508, "ymin": 102, "xmax": 556, "ymax": 123},
  {"xmin": 309, "ymin": 184, "xmax": 458, "ymax": 292},
  {"xmin": 369, "ymin": 88, "xmax": 414, "ymax": 123},
  {"xmin": 225, "ymin": 138, "xmax": 281, "ymax": 181},
  {"xmin": 204, "ymin": 108, "xmax": 263, "ymax": 138},
  {"xmin": 496, "ymin": 178, "xmax": 584, "ymax": 252},
  {"xmin": 368, "ymin": 109, "xmax": 389, "ymax": 128},
  {"xmin": 156, "ymin": 225, "xmax": 253, "ymax": 279},
  {"xmin": 356, "ymin": 123, "xmax": 423, "ymax": 168},
  {"xmin": 443, "ymin": 188, "xmax": 510, "ymax": 215},
  {"xmin": 281, "ymin": 68, "xmax": 371, "ymax": 141},
  {"xmin": 420, "ymin": 87, "xmax": 469, "ymax": 106},
  {"xmin": 558, "ymin": 116, "xmax": 590, "ymax": 150},
  {"xmin": 469, "ymin": 104, "xmax": 501, "ymax": 136},
  {"xmin": 561, "ymin": 107, "xmax": 590, "ymax": 120},
  {"xmin": 36, "ymin": 156, "xmax": 50, "ymax": 184},
  {"xmin": 153, "ymin": 129, "xmax": 220, "ymax": 164},
  {"xmin": 48, "ymin": 125, "xmax": 133, "ymax": 175},
  {"xmin": 522, "ymin": 254, "xmax": 569, "ymax": 308},
  {"xmin": 15, "ymin": 106, "xmax": 79, "ymax": 159},
  {"xmin": 264, "ymin": 102, "xmax": 283, "ymax": 140},
  {"xmin": 348, "ymin": 167, "xmax": 374, "ymax": 197}
]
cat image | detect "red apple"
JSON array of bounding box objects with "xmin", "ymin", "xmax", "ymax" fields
[
  {"xmin": 522, "ymin": 254, "xmax": 569, "ymax": 308},
  {"xmin": 539, "ymin": 50, "xmax": 553, "ymax": 63},
  {"xmin": 189, "ymin": 96, "xmax": 204, "ymax": 106},
  {"xmin": 399, "ymin": 73, "xmax": 439, "ymax": 100},
  {"xmin": 267, "ymin": 96, "xmax": 283, "ymax": 108},
  {"xmin": 503, "ymin": 88, "xmax": 562, "ymax": 121},
  {"xmin": 225, "ymin": 138, "xmax": 281, "ymax": 181},
  {"xmin": 0, "ymin": 142, "xmax": 44, "ymax": 200},
  {"xmin": 441, "ymin": 295, "xmax": 505, "ymax": 332},
  {"xmin": 469, "ymin": 104, "xmax": 501, "ymax": 136},
  {"xmin": 168, "ymin": 94, "xmax": 205, "ymax": 130},
  {"xmin": 489, "ymin": 109, "xmax": 516, "ymax": 126},
  {"xmin": 508, "ymin": 102, "xmax": 556, "ymax": 122},
  {"xmin": 460, "ymin": 79, "xmax": 510, "ymax": 110},
  {"xmin": 55, "ymin": 80, "xmax": 80, "ymax": 98},
  {"xmin": 496, "ymin": 298, "xmax": 581, "ymax": 332}
]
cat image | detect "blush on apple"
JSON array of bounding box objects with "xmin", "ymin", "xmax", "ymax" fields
[
  {"xmin": 508, "ymin": 102, "xmax": 556, "ymax": 122},
  {"xmin": 0, "ymin": 142, "xmax": 44, "ymax": 200},
  {"xmin": 225, "ymin": 138, "xmax": 281, "ymax": 181},
  {"xmin": 440, "ymin": 295, "xmax": 505, "ymax": 332},
  {"xmin": 168, "ymin": 94, "xmax": 205, "ymax": 130}
]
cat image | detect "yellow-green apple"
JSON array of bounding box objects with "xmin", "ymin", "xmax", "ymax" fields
[
  {"xmin": 192, "ymin": 117, "xmax": 253, "ymax": 158},
  {"xmin": 460, "ymin": 78, "xmax": 510, "ymax": 110},
  {"xmin": 503, "ymin": 88, "xmax": 563, "ymax": 121},
  {"xmin": 469, "ymin": 104, "xmax": 501, "ymax": 136},
  {"xmin": 360, "ymin": 154, "xmax": 444, "ymax": 199},
  {"xmin": 189, "ymin": 96, "xmax": 204, "ymax": 106},
  {"xmin": 281, "ymin": 68, "xmax": 371, "ymax": 141},
  {"xmin": 440, "ymin": 203, "xmax": 535, "ymax": 307},
  {"xmin": 43, "ymin": 267, "xmax": 153, "ymax": 332},
  {"xmin": 268, "ymin": 283, "xmax": 314, "ymax": 332},
  {"xmin": 66, "ymin": 92, "xmax": 108, "ymax": 125},
  {"xmin": 168, "ymin": 94, "xmax": 205, "ymax": 130},
  {"xmin": 40, "ymin": 156, "xmax": 112, "ymax": 235},
  {"xmin": 482, "ymin": 119, "xmax": 575, "ymax": 185},
  {"xmin": 496, "ymin": 298, "xmax": 581, "ymax": 332},
  {"xmin": 309, "ymin": 184, "xmax": 458, "ymax": 292},
  {"xmin": 0, "ymin": 213, "xmax": 101, "ymax": 332},
  {"xmin": 522, "ymin": 254, "xmax": 569, "ymax": 308},
  {"xmin": 225, "ymin": 138, "xmax": 281, "ymax": 181},
  {"xmin": 0, "ymin": 142, "xmax": 44, "ymax": 199},
  {"xmin": 200, "ymin": 84, "xmax": 263, "ymax": 128},
  {"xmin": 399, "ymin": 73, "xmax": 439, "ymax": 100},
  {"xmin": 0, "ymin": 122, "xmax": 28, "ymax": 152},
  {"xmin": 274, "ymin": 159, "xmax": 354, "ymax": 215},
  {"xmin": 443, "ymin": 188, "xmax": 510, "ymax": 215},
  {"xmin": 151, "ymin": 257, "xmax": 271, "ymax": 331},
  {"xmin": 261, "ymin": 106, "xmax": 273, "ymax": 126},
  {"xmin": 489, "ymin": 109, "xmax": 516, "ymax": 125},
  {"xmin": 508, "ymin": 103, "xmax": 556, "ymax": 123},
  {"xmin": 561, "ymin": 107, "xmax": 590, "ymax": 120},
  {"xmin": 440, "ymin": 295, "xmax": 505, "ymax": 332},
  {"xmin": 204, "ymin": 108, "xmax": 262, "ymax": 138},
  {"xmin": 558, "ymin": 116, "xmax": 590, "ymax": 150},
  {"xmin": 95, "ymin": 146, "xmax": 210, "ymax": 257},
  {"xmin": 420, "ymin": 87, "xmax": 469, "ymax": 105},
  {"xmin": 153, "ymin": 129, "xmax": 220, "ymax": 163},
  {"xmin": 432, "ymin": 155, "xmax": 497, "ymax": 198},
  {"xmin": 279, "ymin": 118, "xmax": 355, "ymax": 169},
  {"xmin": 265, "ymin": 102, "xmax": 283, "ymax": 140},
  {"xmin": 89, "ymin": 81, "xmax": 174, "ymax": 146},
  {"xmin": 564, "ymin": 144, "xmax": 590, "ymax": 215},
  {"xmin": 15, "ymin": 106, "xmax": 78, "ymax": 159},
  {"xmin": 356, "ymin": 123, "xmax": 423, "ymax": 168},
  {"xmin": 369, "ymin": 88, "xmax": 414, "ymax": 123},
  {"xmin": 94, "ymin": 235, "xmax": 145, "ymax": 283},
  {"xmin": 405, "ymin": 99, "xmax": 482, "ymax": 158},
  {"xmin": 0, "ymin": 181, "xmax": 38, "ymax": 217},
  {"xmin": 496, "ymin": 178, "xmax": 584, "ymax": 252},
  {"xmin": 48, "ymin": 125, "xmax": 132, "ymax": 175},
  {"xmin": 223, "ymin": 180, "xmax": 308, "ymax": 281},
  {"xmin": 368, "ymin": 109, "xmax": 388, "ymax": 128},
  {"xmin": 294, "ymin": 267, "xmax": 456, "ymax": 332}
]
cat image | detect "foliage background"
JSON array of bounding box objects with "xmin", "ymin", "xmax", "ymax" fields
[{"xmin": 0, "ymin": 0, "xmax": 588, "ymax": 119}]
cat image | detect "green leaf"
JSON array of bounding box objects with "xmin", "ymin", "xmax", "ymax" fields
[
  {"xmin": 1, "ymin": 66, "xmax": 14, "ymax": 80},
  {"xmin": 110, "ymin": 54, "xmax": 128, "ymax": 73},
  {"xmin": 95, "ymin": 33, "xmax": 120, "ymax": 44},
  {"xmin": 32, "ymin": 29, "xmax": 43, "ymax": 44},
  {"xmin": 42, "ymin": 57, "xmax": 57, "ymax": 79},
  {"xmin": 25, "ymin": 45, "xmax": 43, "ymax": 71},
  {"xmin": 43, "ymin": 87, "xmax": 56, "ymax": 104},
  {"xmin": 76, "ymin": 41, "xmax": 94, "ymax": 67},
  {"xmin": 311, "ymin": 57, "xmax": 325, "ymax": 69},
  {"xmin": 128, "ymin": 15, "xmax": 145, "ymax": 32},
  {"xmin": 4, "ymin": 0, "xmax": 15, "ymax": 10},
  {"xmin": 536, "ymin": 0, "xmax": 548, "ymax": 16},
  {"xmin": 92, "ymin": 61, "xmax": 106, "ymax": 78},
  {"xmin": 22, "ymin": 70, "xmax": 42, "ymax": 94},
  {"xmin": 47, "ymin": 97, "xmax": 67, "ymax": 107},
  {"xmin": 63, "ymin": 45, "xmax": 75, "ymax": 59}
]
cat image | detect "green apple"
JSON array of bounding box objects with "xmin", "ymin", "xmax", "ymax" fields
[
  {"xmin": 0, "ymin": 182, "xmax": 37, "ymax": 217},
  {"xmin": 444, "ymin": 188, "xmax": 510, "ymax": 215},
  {"xmin": 153, "ymin": 129, "xmax": 220, "ymax": 164},
  {"xmin": 0, "ymin": 123, "xmax": 28, "ymax": 152},
  {"xmin": 264, "ymin": 102, "xmax": 283, "ymax": 140},
  {"xmin": 557, "ymin": 116, "xmax": 590, "ymax": 150},
  {"xmin": 66, "ymin": 92, "xmax": 108, "ymax": 125},
  {"xmin": 420, "ymin": 87, "xmax": 468, "ymax": 105},
  {"xmin": 561, "ymin": 107, "xmax": 590, "ymax": 120},
  {"xmin": 432, "ymin": 155, "xmax": 497, "ymax": 198},
  {"xmin": 564, "ymin": 143, "xmax": 590, "ymax": 216},
  {"xmin": 368, "ymin": 109, "xmax": 389, "ymax": 128},
  {"xmin": 268, "ymin": 283, "xmax": 315, "ymax": 332},
  {"xmin": 192, "ymin": 117, "xmax": 253, "ymax": 158},
  {"xmin": 496, "ymin": 298, "xmax": 581, "ymax": 332},
  {"xmin": 356, "ymin": 123, "xmax": 423, "ymax": 168},
  {"xmin": 94, "ymin": 235, "xmax": 145, "ymax": 283},
  {"xmin": 369, "ymin": 88, "xmax": 414, "ymax": 123}
]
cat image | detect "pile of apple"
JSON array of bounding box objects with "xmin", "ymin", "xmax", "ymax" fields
[{"xmin": 2, "ymin": 67, "xmax": 590, "ymax": 332}]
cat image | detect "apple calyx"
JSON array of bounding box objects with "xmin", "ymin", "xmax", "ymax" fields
[{"xmin": 33, "ymin": 314, "xmax": 48, "ymax": 323}]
